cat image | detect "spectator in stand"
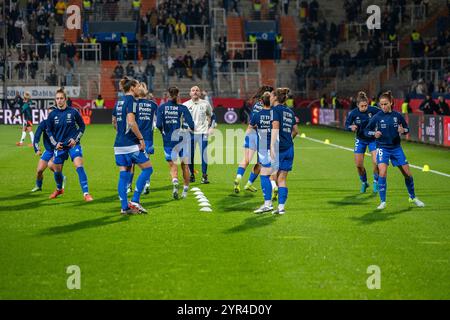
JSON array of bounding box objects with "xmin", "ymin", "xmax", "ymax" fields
[
  {"xmin": 113, "ymin": 62, "xmax": 124, "ymax": 90},
  {"xmin": 401, "ymin": 96, "xmax": 412, "ymax": 114},
  {"xmin": 126, "ymin": 62, "xmax": 135, "ymax": 77},
  {"xmin": 419, "ymin": 94, "xmax": 439, "ymax": 115},
  {"xmin": 95, "ymin": 95, "xmax": 105, "ymax": 108},
  {"xmin": 320, "ymin": 94, "xmax": 328, "ymax": 108},
  {"xmin": 309, "ymin": 0, "xmax": 319, "ymax": 22},
  {"xmin": 437, "ymin": 95, "xmax": 450, "ymax": 115},
  {"xmin": 67, "ymin": 42, "xmax": 77, "ymax": 69},
  {"xmin": 144, "ymin": 60, "xmax": 156, "ymax": 92},
  {"xmin": 349, "ymin": 96, "xmax": 358, "ymax": 110}
]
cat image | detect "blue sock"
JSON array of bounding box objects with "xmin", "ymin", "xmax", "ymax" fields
[
  {"xmin": 132, "ymin": 167, "xmax": 153, "ymax": 203},
  {"xmin": 373, "ymin": 173, "xmax": 379, "ymax": 183},
  {"xmin": 260, "ymin": 175, "xmax": 272, "ymax": 201},
  {"xmin": 36, "ymin": 179, "xmax": 43, "ymax": 188},
  {"xmin": 359, "ymin": 171, "xmax": 367, "ymax": 183},
  {"xmin": 249, "ymin": 171, "xmax": 258, "ymax": 184},
  {"xmin": 76, "ymin": 166, "xmax": 89, "ymax": 194},
  {"xmin": 378, "ymin": 177, "xmax": 387, "ymax": 202},
  {"xmin": 118, "ymin": 171, "xmax": 130, "ymax": 210},
  {"xmin": 236, "ymin": 166, "xmax": 245, "ymax": 177},
  {"xmin": 54, "ymin": 171, "xmax": 63, "ymax": 190},
  {"xmin": 128, "ymin": 172, "xmax": 134, "ymax": 188},
  {"xmin": 405, "ymin": 176, "xmax": 415, "ymax": 199},
  {"xmin": 278, "ymin": 187, "xmax": 288, "ymax": 205}
]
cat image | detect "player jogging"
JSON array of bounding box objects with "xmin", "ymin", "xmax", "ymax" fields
[
  {"xmin": 183, "ymin": 86, "xmax": 213, "ymax": 184},
  {"xmin": 234, "ymin": 85, "xmax": 274, "ymax": 193},
  {"xmin": 270, "ymin": 88, "xmax": 298, "ymax": 215},
  {"xmin": 31, "ymin": 105, "xmax": 66, "ymax": 192},
  {"xmin": 250, "ymin": 92, "xmax": 275, "ymax": 213},
  {"xmin": 344, "ymin": 91, "xmax": 381, "ymax": 193},
  {"xmin": 156, "ymin": 86, "xmax": 195, "ymax": 199},
  {"xmin": 136, "ymin": 83, "xmax": 158, "ymax": 194},
  {"xmin": 46, "ymin": 88, "xmax": 93, "ymax": 201},
  {"xmin": 113, "ymin": 77, "xmax": 154, "ymax": 214},
  {"xmin": 15, "ymin": 92, "xmax": 34, "ymax": 147},
  {"xmin": 364, "ymin": 91, "xmax": 425, "ymax": 210}
]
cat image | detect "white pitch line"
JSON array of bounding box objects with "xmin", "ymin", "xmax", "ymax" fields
[{"xmin": 300, "ymin": 136, "xmax": 450, "ymax": 178}]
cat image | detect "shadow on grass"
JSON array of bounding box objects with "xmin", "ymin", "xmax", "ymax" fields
[
  {"xmin": 38, "ymin": 215, "xmax": 130, "ymax": 236},
  {"xmin": 0, "ymin": 192, "xmax": 42, "ymax": 201},
  {"xmin": 350, "ymin": 207, "xmax": 413, "ymax": 225},
  {"xmin": 224, "ymin": 214, "xmax": 276, "ymax": 234},
  {"xmin": 0, "ymin": 197, "xmax": 61, "ymax": 212},
  {"xmin": 214, "ymin": 193, "xmax": 260, "ymax": 212},
  {"xmin": 328, "ymin": 192, "xmax": 377, "ymax": 207}
]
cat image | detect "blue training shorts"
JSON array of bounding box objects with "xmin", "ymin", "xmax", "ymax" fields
[
  {"xmin": 164, "ymin": 142, "xmax": 190, "ymax": 162},
  {"xmin": 273, "ymin": 145, "xmax": 294, "ymax": 172},
  {"xmin": 376, "ymin": 146, "xmax": 408, "ymax": 167},
  {"xmin": 257, "ymin": 149, "xmax": 272, "ymax": 168},
  {"xmin": 244, "ymin": 131, "xmax": 258, "ymax": 151},
  {"xmin": 40, "ymin": 150, "xmax": 54, "ymax": 162},
  {"xmin": 354, "ymin": 139, "xmax": 377, "ymax": 154},
  {"xmin": 115, "ymin": 150, "xmax": 149, "ymax": 167},
  {"xmin": 53, "ymin": 145, "xmax": 83, "ymax": 164}
]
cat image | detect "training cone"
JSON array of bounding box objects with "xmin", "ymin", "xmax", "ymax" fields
[
  {"xmin": 194, "ymin": 191, "xmax": 204, "ymax": 196},
  {"xmin": 199, "ymin": 202, "xmax": 211, "ymax": 207},
  {"xmin": 422, "ymin": 165, "xmax": 430, "ymax": 172},
  {"xmin": 190, "ymin": 187, "xmax": 201, "ymax": 192},
  {"xmin": 324, "ymin": 139, "xmax": 330, "ymax": 144},
  {"xmin": 195, "ymin": 195, "xmax": 206, "ymax": 200},
  {"xmin": 200, "ymin": 207, "xmax": 213, "ymax": 212},
  {"xmin": 300, "ymin": 133, "xmax": 306, "ymax": 138},
  {"xmin": 198, "ymin": 198, "xmax": 210, "ymax": 203}
]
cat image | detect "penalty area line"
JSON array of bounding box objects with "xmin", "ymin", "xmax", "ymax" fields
[{"xmin": 300, "ymin": 136, "xmax": 450, "ymax": 178}]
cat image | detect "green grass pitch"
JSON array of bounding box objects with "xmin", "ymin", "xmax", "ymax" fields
[{"xmin": 0, "ymin": 124, "xmax": 449, "ymax": 299}]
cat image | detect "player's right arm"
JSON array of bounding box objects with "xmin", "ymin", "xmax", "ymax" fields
[
  {"xmin": 112, "ymin": 102, "xmax": 118, "ymax": 130},
  {"xmin": 33, "ymin": 121, "xmax": 45, "ymax": 154},
  {"xmin": 45, "ymin": 112, "xmax": 62, "ymax": 150},
  {"xmin": 156, "ymin": 105, "xmax": 164, "ymax": 132},
  {"xmin": 364, "ymin": 114, "xmax": 380, "ymax": 138},
  {"xmin": 125, "ymin": 98, "xmax": 145, "ymax": 150},
  {"xmin": 344, "ymin": 110, "xmax": 357, "ymax": 132}
]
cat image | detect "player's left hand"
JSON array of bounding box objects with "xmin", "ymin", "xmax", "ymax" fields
[
  {"xmin": 56, "ymin": 142, "xmax": 64, "ymax": 150},
  {"xmin": 67, "ymin": 139, "xmax": 76, "ymax": 148},
  {"xmin": 398, "ymin": 124, "xmax": 405, "ymax": 134},
  {"xmin": 207, "ymin": 128, "xmax": 214, "ymax": 136},
  {"xmin": 36, "ymin": 150, "xmax": 42, "ymax": 156}
]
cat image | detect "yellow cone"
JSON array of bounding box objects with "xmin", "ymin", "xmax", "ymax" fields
[
  {"xmin": 324, "ymin": 139, "xmax": 330, "ymax": 144},
  {"xmin": 422, "ymin": 165, "xmax": 430, "ymax": 172},
  {"xmin": 300, "ymin": 133, "xmax": 306, "ymax": 138}
]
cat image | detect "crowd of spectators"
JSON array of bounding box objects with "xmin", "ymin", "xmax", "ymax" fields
[{"xmin": 138, "ymin": 0, "xmax": 210, "ymax": 49}]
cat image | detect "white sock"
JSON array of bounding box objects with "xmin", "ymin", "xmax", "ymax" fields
[
  {"xmin": 172, "ymin": 178, "xmax": 178, "ymax": 185},
  {"xmin": 271, "ymin": 180, "xmax": 277, "ymax": 188},
  {"xmin": 20, "ymin": 131, "xmax": 26, "ymax": 142},
  {"xmin": 236, "ymin": 174, "xmax": 242, "ymax": 179},
  {"xmin": 29, "ymin": 131, "xmax": 34, "ymax": 143},
  {"xmin": 183, "ymin": 185, "xmax": 189, "ymax": 192},
  {"xmin": 264, "ymin": 200, "xmax": 272, "ymax": 207},
  {"xmin": 279, "ymin": 204, "xmax": 285, "ymax": 210}
]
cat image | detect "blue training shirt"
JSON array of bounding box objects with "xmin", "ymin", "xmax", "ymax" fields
[
  {"xmin": 250, "ymin": 101, "xmax": 263, "ymax": 119},
  {"xmin": 113, "ymin": 95, "xmax": 140, "ymax": 149},
  {"xmin": 272, "ymin": 104, "xmax": 296, "ymax": 151},
  {"xmin": 46, "ymin": 107, "xmax": 85, "ymax": 149},
  {"xmin": 136, "ymin": 98, "xmax": 158, "ymax": 144},
  {"xmin": 33, "ymin": 119, "xmax": 53, "ymax": 153},
  {"xmin": 156, "ymin": 100, "xmax": 195, "ymax": 148},
  {"xmin": 345, "ymin": 106, "xmax": 380, "ymax": 141},
  {"xmin": 364, "ymin": 110, "xmax": 409, "ymax": 148},
  {"xmin": 250, "ymin": 108, "xmax": 272, "ymax": 152}
]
